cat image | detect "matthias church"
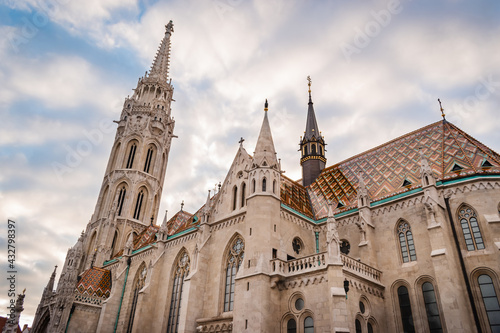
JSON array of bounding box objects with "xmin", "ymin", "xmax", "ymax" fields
[{"xmin": 31, "ymin": 21, "xmax": 500, "ymax": 333}]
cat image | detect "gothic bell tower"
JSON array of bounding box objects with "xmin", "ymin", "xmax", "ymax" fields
[
  {"xmin": 300, "ymin": 77, "xmax": 326, "ymax": 186},
  {"xmin": 84, "ymin": 21, "xmax": 177, "ymax": 267}
]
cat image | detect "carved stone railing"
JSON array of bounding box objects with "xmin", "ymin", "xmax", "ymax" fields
[
  {"xmin": 271, "ymin": 252, "xmax": 326, "ymax": 277},
  {"xmin": 341, "ymin": 254, "xmax": 382, "ymax": 283},
  {"xmin": 270, "ymin": 252, "xmax": 382, "ymax": 285}
]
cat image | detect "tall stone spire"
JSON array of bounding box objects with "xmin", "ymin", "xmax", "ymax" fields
[
  {"xmin": 86, "ymin": 22, "xmax": 177, "ymax": 267},
  {"xmin": 148, "ymin": 20, "xmax": 174, "ymax": 82},
  {"xmin": 43, "ymin": 266, "xmax": 57, "ymax": 298},
  {"xmin": 300, "ymin": 77, "xmax": 326, "ymax": 186},
  {"xmin": 253, "ymin": 99, "xmax": 278, "ymax": 168}
]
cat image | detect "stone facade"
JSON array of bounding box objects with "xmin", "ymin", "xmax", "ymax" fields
[{"xmin": 31, "ymin": 22, "xmax": 500, "ymax": 333}]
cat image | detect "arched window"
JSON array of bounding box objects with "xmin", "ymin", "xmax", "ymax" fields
[
  {"xmin": 312, "ymin": 144, "xmax": 316, "ymax": 154},
  {"xmin": 117, "ymin": 186, "xmax": 126, "ymax": 216},
  {"xmin": 167, "ymin": 252, "xmax": 190, "ymax": 333},
  {"xmin": 109, "ymin": 142, "xmax": 121, "ymax": 172},
  {"xmin": 273, "ymin": 180, "xmax": 276, "ymax": 194},
  {"xmin": 126, "ymin": 264, "xmax": 147, "ymax": 333},
  {"xmin": 133, "ymin": 190, "xmax": 144, "ymax": 220},
  {"xmin": 478, "ymin": 274, "xmax": 500, "ymax": 332},
  {"xmin": 252, "ymin": 179, "xmax": 256, "ymax": 193},
  {"xmin": 422, "ymin": 282, "xmax": 443, "ymax": 332},
  {"xmin": 304, "ymin": 316, "xmax": 314, "ymax": 333},
  {"xmin": 126, "ymin": 142, "xmax": 137, "ymax": 169},
  {"xmin": 367, "ymin": 322, "xmax": 374, "ymax": 333},
  {"xmin": 110, "ymin": 231, "xmax": 118, "ymax": 257},
  {"xmin": 232, "ymin": 186, "xmax": 238, "ymax": 211},
  {"xmin": 224, "ymin": 237, "xmax": 245, "ymax": 312},
  {"xmin": 458, "ymin": 205, "xmax": 484, "ymax": 251},
  {"xmin": 355, "ymin": 319, "xmax": 362, "ymax": 333},
  {"xmin": 143, "ymin": 146, "xmax": 154, "ymax": 174},
  {"xmin": 397, "ymin": 286, "xmax": 415, "ymax": 333},
  {"xmin": 304, "ymin": 146, "xmax": 308, "ymax": 156},
  {"xmin": 262, "ymin": 178, "xmax": 267, "ymax": 192},
  {"xmin": 287, "ymin": 318, "xmax": 296, "ymax": 333},
  {"xmin": 88, "ymin": 232, "xmax": 97, "ymax": 260},
  {"xmin": 397, "ymin": 220, "xmax": 417, "ymax": 263},
  {"xmin": 241, "ymin": 183, "xmax": 246, "ymax": 207}
]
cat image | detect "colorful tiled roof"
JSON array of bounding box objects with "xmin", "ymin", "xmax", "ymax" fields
[
  {"xmin": 112, "ymin": 224, "xmax": 159, "ymax": 258},
  {"xmin": 167, "ymin": 210, "xmax": 196, "ymax": 236},
  {"xmin": 280, "ymin": 175, "xmax": 315, "ymax": 218},
  {"xmin": 76, "ymin": 267, "xmax": 112, "ymax": 298},
  {"xmin": 307, "ymin": 120, "xmax": 500, "ymax": 219},
  {"xmin": 133, "ymin": 224, "xmax": 159, "ymax": 250}
]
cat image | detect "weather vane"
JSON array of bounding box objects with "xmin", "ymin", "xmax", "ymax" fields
[
  {"xmin": 307, "ymin": 76, "xmax": 312, "ymax": 93},
  {"xmin": 438, "ymin": 98, "xmax": 445, "ymax": 120}
]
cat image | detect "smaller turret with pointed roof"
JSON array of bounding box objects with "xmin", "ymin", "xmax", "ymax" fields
[
  {"xmin": 300, "ymin": 77, "xmax": 326, "ymax": 186},
  {"xmin": 253, "ymin": 99, "xmax": 278, "ymax": 169},
  {"xmin": 248, "ymin": 100, "xmax": 281, "ymax": 200}
]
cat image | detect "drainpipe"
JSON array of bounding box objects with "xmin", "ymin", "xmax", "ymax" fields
[
  {"xmin": 444, "ymin": 196, "xmax": 482, "ymax": 333},
  {"xmin": 114, "ymin": 257, "xmax": 131, "ymax": 333}
]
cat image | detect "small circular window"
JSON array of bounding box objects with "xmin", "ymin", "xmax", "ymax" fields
[
  {"xmin": 295, "ymin": 298, "xmax": 304, "ymax": 311},
  {"xmin": 292, "ymin": 237, "xmax": 303, "ymax": 255},
  {"xmin": 340, "ymin": 240, "xmax": 350, "ymax": 255}
]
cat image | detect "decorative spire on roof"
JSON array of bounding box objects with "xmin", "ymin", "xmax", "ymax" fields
[
  {"xmin": 304, "ymin": 76, "xmax": 320, "ymax": 141},
  {"xmin": 300, "ymin": 76, "xmax": 326, "ymax": 186},
  {"xmin": 438, "ymin": 98, "xmax": 446, "ymax": 121},
  {"xmin": 158, "ymin": 210, "xmax": 168, "ymax": 241},
  {"xmin": 148, "ymin": 20, "xmax": 174, "ymax": 82},
  {"xmin": 202, "ymin": 190, "xmax": 211, "ymax": 224},
  {"xmin": 253, "ymin": 99, "xmax": 278, "ymax": 168},
  {"xmin": 357, "ymin": 171, "xmax": 370, "ymax": 208},
  {"xmin": 419, "ymin": 147, "xmax": 437, "ymax": 188}
]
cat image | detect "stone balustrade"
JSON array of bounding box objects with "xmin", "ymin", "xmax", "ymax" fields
[
  {"xmin": 340, "ymin": 254, "xmax": 382, "ymax": 283},
  {"xmin": 271, "ymin": 252, "xmax": 326, "ymax": 277},
  {"xmin": 270, "ymin": 252, "xmax": 382, "ymax": 284}
]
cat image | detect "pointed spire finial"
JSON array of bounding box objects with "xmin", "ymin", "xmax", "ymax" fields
[
  {"xmin": 181, "ymin": 200, "xmax": 184, "ymax": 211},
  {"xmin": 264, "ymin": 99, "xmax": 268, "ymax": 112},
  {"xmin": 438, "ymin": 98, "xmax": 446, "ymax": 120},
  {"xmin": 307, "ymin": 76, "xmax": 312, "ymax": 103},
  {"xmin": 162, "ymin": 210, "xmax": 168, "ymax": 227}
]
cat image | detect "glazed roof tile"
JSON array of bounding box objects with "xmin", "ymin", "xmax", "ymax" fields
[
  {"xmin": 75, "ymin": 267, "xmax": 112, "ymax": 299},
  {"xmin": 167, "ymin": 210, "xmax": 196, "ymax": 236},
  {"xmin": 306, "ymin": 120, "xmax": 500, "ymax": 219},
  {"xmin": 280, "ymin": 175, "xmax": 315, "ymax": 219}
]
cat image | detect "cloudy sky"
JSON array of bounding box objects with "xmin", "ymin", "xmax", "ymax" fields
[{"xmin": 1, "ymin": 0, "xmax": 499, "ymax": 327}]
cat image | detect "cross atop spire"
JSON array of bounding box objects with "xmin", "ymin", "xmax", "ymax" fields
[
  {"xmin": 307, "ymin": 75, "xmax": 312, "ymax": 103},
  {"xmin": 148, "ymin": 20, "xmax": 174, "ymax": 82},
  {"xmin": 438, "ymin": 98, "xmax": 446, "ymax": 120}
]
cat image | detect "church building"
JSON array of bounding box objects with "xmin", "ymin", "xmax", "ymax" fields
[{"xmin": 31, "ymin": 21, "xmax": 500, "ymax": 333}]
